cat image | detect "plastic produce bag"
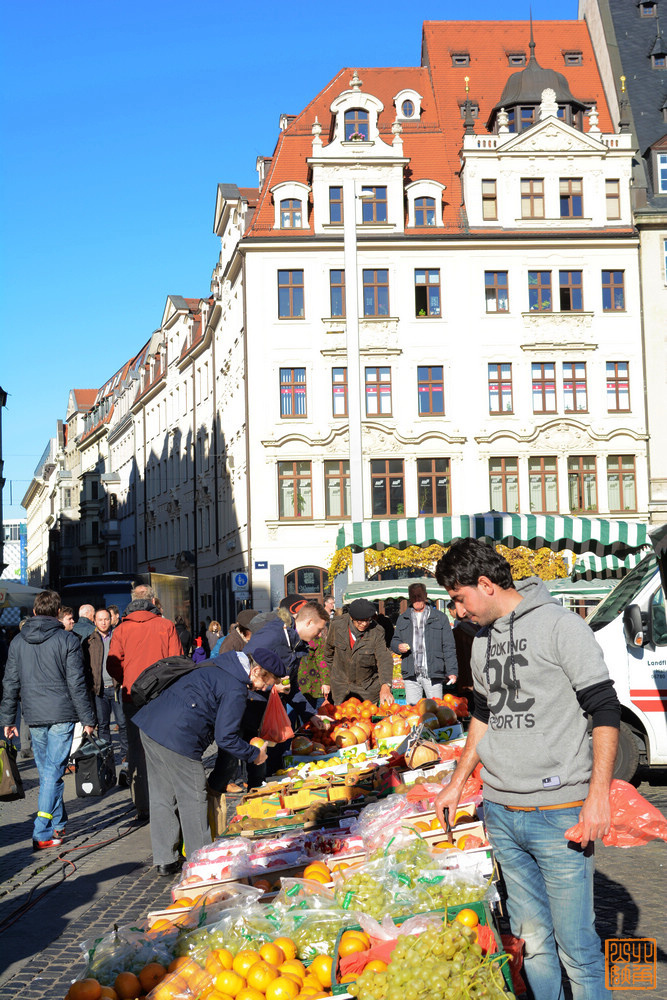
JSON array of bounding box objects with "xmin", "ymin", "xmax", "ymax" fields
[
  {"xmin": 280, "ymin": 908, "xmax": 357, "ymax": 960},
  {"xmin": 259, "ymin": 685, "xmax": 295, "ymax": 743},
  {"xmin": 564, "ymin": 779, "xmax": 667, "ymax": 847},
  {"xmin": 178, "ymin": 883, "xmax": 265, "ymax": 929},
  {"xmin": 411, "ymin": 869, "xmax": 491, "ymax": 911},
  {"xmin": 173, "ymin": 902, "xmax": 280, "ymax": 962},
  {"xmin": 350, "ymin": 795, "xmax": 415, "ymax": 852},
  {"xmin": 81, "ymin": 923, "xmax": 177, "ymax": 982},
  {"xmin": 273, "ymin": 877, "xmax": 336, "ymax": 910},
  {"xmin": 365, "ymin": 826, "xmax": 434, "ymax": 869},
  {"xmin": 332, "ymin": 857, "xmax": 432, "ymax": 921}
]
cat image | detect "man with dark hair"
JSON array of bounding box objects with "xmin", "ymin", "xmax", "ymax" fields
[
  {"xmin": 433, "ymin": 539, "xmax": 620, "ymax": 1000},
  {"xmin": 58, "ymin": 606, "xmax": 75, "ymax": 631},
  {"xmin": 83, "ymin": 608, "xmax": 128, "ymax": 777},
  {"xmin": 0, "ymin": 590, "xmax": 95, "ymax": 849},
  {"xmin": 107, "ymin": 583, "xmax": 183, "ymax": 819},
  {"xmin": 324, "ymin": 598, "xmax": 394, "ymax": 706},
  {"xmin": 390, "ymin": 582, "xmax": 458, "ymax": 704},
  {"xmin": 107, "ymin": 605, "xmax": 121, "ymax": 629}
]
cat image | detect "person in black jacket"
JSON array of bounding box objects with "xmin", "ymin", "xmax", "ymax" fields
[
  {"xmin": 0, "ymin": 590, "xmax": 95, "ymax": 850},
  {"xmin": 133, "ymin": 646, "xmax": 284, "ymax": 875},
  {"xmin": 390, "ymin": 583, "xmax": 458, "ymax": 704}
]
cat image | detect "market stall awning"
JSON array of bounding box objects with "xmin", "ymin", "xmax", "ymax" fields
[
  {"xmin": 0, "ymin": 581, "xmax": 41, "ymax": 610},
  {"xmin": 342, "ymin": 577, "xmax": 450, "ymax": 604},
  {"xmin": 336, "ymin": 514, "xmax": 649, "ymax": 558},
  {"xmin": 570, "ymin": 550, "xmax": 649, "ymax": 581}
]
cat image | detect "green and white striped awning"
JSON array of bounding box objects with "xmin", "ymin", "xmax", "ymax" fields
[
  {"xmin": 336, "ymin": 514, "xmax": 649, "ymax": 558},
  {"xmin": 342, "ymin": 577, "xmax": 451, "ymax": 604},
  {"xmin": 571, "ymin": 550, "xmax": 649, "ymax": 581}
]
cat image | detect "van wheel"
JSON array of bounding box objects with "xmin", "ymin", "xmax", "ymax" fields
[{"xmin": 613, "ymin": 722, "xmax": 641, "ymax": 783}]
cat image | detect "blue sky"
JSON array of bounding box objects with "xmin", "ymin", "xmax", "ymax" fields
[{"xmin": 0, "ymin": 0, "xmax": 577, "ymax": 519}]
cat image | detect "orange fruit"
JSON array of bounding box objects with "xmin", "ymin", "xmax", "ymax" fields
[
  {"xmin": 265, "ymin": 977, "xmax": 300, "ymax": 1000},
  {"xmin": 206, "ymin": 993, "xmax": 237, "ymax": 1000},
  {"xmin": 332, "ymin": 862, "xmax": 349, "ymax": 874},
  {"xmin": 150, "ymin": 917, "xmax": 178, "ymax": 932},
  {"xmin": 99, "ymin": 990, "xmax": 118, "ymax": 1000},
  {"xmin": 272, "ymin": 938, "xmax": 297, "ymax": 961},
  {"xmin": 168, "ymin": 956, "xmax": 191, "ymax": 974},
  {"xmin": 237, "ymin": 990, "xmax": 266, "ymax": 1000},
  {"xmin": 114, "ymin": 973, "xmax": 141, "ymax": 999},
  {"xmin": 246, "ymin": 961, "xmax": 279, "ymax": 993},
  {"xmin": 279, "ymin": 959, "xmax": 306, "ymax": 979},
  {"xmin": 337, "ymin": 937, "xmax": 367, "ymax": 958},
  {"xmin": 455, "ymin": 908, "xmax": 480, "ymax": 928},
  {"xmin": 233, "ymin": 950, "xmax": 262, "ymax": 978},
  {"xmin": 308, "ymin": 956, "xmax": 332, "ymax": 989},
  {"xmin": 364, "ymin": 961, "xmax": 388, "ymax": 973},
  {"xmin": 206, "ymin": 949, "xmax": 235, "ymax": 977},
  {"xmin": 341, "ymin": 929, "xmax": 370, "ymax": 948},
  {"xmin": 68, "ymin": 982, "xmax": 102, "ymax": 1000},
  {"xmin": 259, "ymin": 943, "xmax": 285, "ymax": 967},
  {"xmin": 215, "ymin": 970, "xmax": 247, "ymax": 997},
  {"xmin": 139, "ymin": 962, "xmax": 168, "ymax": 992},
  {"xmin": 303, "ymin": 869, "xmax": 330, "ymax": 885},
  {"xmin": 190, "ymin": 966, "xmax": 214, "ymax": 993},
  {"xmin": 412, "ymin": 821, "xmax": 430, "ymax": 832},
  {"xmin": 339, "ymin": 974, "xmax": 358, "ymax": 984},
  {"xmin": 300, "ymin": 976, "xmax": 324, "ymax": 993},
  {"xmin": 153, "ymin": 977, "xmax": 188, "ymax": 1000}
]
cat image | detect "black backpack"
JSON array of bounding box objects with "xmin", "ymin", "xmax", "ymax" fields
[{"xmin": 131, "ymin": 655, "xmax": 199, "ymax": 708}]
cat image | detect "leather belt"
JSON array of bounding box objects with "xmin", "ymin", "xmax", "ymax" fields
[{"xmin": 504, "ymin": 800, "xmax": 584, "ymax": 812}]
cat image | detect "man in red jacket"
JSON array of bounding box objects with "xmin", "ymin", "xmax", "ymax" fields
[{"xmin": 107, "ymin": 584, "xmax": 182, "ymax": 819}]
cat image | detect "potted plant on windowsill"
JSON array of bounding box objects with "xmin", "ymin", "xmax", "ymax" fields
[{"xmin": 348, "ymin": 132, "xmax": 366, "ymax": 141}]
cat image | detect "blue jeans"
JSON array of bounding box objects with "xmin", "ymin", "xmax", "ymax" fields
[
  {"xmin": 95, "ymin": 687, "xmax": 128, "ymax": 757},
  {"xmin": 484, "ymin": 800, "xmax": 608, "ymax": 1000},
  {"xmin": 403, "ymin": 676, "xmax": 443, "ymax": 705},
  {"xmin": 29, "ymin": 722, "xmax": 75, "ymax": 841}
]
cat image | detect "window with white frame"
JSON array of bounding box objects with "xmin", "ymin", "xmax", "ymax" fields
[
  {"xmin": 270, "ymin": 181, "xmax": 310, "ymax": 229},
  {"xmin": 657, "ymin": 153, "xmax": 667, "ymax": 194},
  {"xmin": 406, "ymin": 181, "xmax": 445, "ymax": 228},
  {"xmin": 394, "ymin": 89, "xmax": 423, "ymax": 122}
]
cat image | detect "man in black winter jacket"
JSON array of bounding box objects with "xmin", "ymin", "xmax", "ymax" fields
[{"xmin": 0, "ymin": 590, "xmax": 95, "ymax": 850}]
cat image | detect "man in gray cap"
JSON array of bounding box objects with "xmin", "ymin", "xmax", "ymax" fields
[{"xmin": 324, "ymin": 598, "xmax": 394, "ymax": 706}]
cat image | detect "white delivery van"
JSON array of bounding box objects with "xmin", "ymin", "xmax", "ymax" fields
[{"xmin": 586, "ymin": 523, "xmax": 667, "ymax": 781}]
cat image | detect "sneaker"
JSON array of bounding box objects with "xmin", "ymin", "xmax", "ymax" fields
[
  {"xmin": 54, "ymin": 829, "xmax": 66, "ymax": 840},
  {"xmin": 118, "ymin": 762, "xmax": 130, "ymax": 788},
  {"xmin": 32, "ymin": 838, "xmax": 63, "ymax": 851}
]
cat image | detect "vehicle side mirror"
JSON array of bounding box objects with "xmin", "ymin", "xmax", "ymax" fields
[{"xmin": 623, "ymin": 604, "xmax": 650, "ymax": 647}]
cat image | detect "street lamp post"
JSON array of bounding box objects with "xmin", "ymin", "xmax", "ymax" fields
[{"xmin": 342, "ymin": 178, "xmax": 367, "ymax": 582}]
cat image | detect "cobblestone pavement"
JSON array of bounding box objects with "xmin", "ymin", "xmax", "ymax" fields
[{"xmin": 0, "ymin": 754, "xmax": 665, "ymax": 1000}]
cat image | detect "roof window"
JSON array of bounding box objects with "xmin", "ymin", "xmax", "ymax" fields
[
  {"xmin": 394, "ymin": 89, "xmax": 424, "ymax": 122},
  {"xmin": 451, "ymin": 53, "xmax": 470, "ymax": 67},
  {"xmin": 507, "ymin": 52, "xmax": 526, "ymax": 66},
  {"xmin": 639, "ymin": 2, "xmax": 657, "ymax": 16},
  {"xmin": 459, "ymin": 102, "xmax": 479, "ymax": 118},
  {"xmin": 563, "ymin": 51, "xmax": 583, "ymax": 66}
]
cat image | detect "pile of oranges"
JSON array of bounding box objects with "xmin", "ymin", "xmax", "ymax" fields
[{"xmin": 64, "ymin": 938, "xmax": 335, "ymax": 1000}]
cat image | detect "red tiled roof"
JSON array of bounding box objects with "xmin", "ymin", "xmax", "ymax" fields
[
  {"xmin": 73, "ymin": 389, "xmax": 97, "ymax": 411},
  {"xmin": 245, "ymin": 21, "xmax": 614, "ymax": 237},
  {"xmin": 239, "ymin": 187, "xmax": 260, "ymax": 207}
]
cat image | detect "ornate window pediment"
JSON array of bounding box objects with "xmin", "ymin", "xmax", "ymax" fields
[{"xmin": 394, "ymin": 89, "xmax": 423, "ymax": 122}]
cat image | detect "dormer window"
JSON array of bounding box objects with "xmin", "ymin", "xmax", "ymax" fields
[
  {"xmin": 563, "ymin": 51, "xmax": 583, "ymax": 66},
  {"xmin": 402, "ymin": 100, "xmax": 415, "ymax": 118},
  {"xmin": 639, "ymin": 2, "xmax": 657, "ymax": 16},
  {"xmin": 459, "ymin": 103, "xmax": 479, "ymax": 119},
  {"xmin": 344, "ymin": 109, "xmax": 369, "ymax": 140},
  {"xmin": 394, "ymin": 89, "xmax": 424, "ymax": 122},
  {"xmin": 406, "ymin": 181, "xmax": 446, "ymax": 228},
  {"xmin": 507, "ymin": 52, "xmax": 526, "ymax": 67},
  {"xmin": 415, "ymin": 198, "xmax": 436, "ymax": 226},
  {"xmin": 507, "ymin": 106, "xmax": 536, "ymax": 133},
  {"xmin": 452, "ymin": 53, "xmax": 470, "ymax": 67},
  {"xmin": 652, "ymin": 54, "xmax": 666, "ymax": 68},
  {"xmin": 280, "ymin": 199, "xmax": 302, "ymax": 228}
]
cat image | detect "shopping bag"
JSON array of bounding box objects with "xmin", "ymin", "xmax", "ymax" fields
[
  {"xmin": 564, "ymin": 779, "xmax": 667, "ymax": 847},
  {"xmin": 259, "ymin": 686, "xmax": 294, "ymax": 744},
  {"xmin": 0, "ymin": 740, "xmax": 25, "ymax": 800},
  {"xmin": 70, "ymin": 732, "xmax": 117, "ymax": 797}
]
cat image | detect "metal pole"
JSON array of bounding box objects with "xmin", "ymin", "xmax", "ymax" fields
[{"xmin": 342, "ymin": 178, "xmax": 365, "ymax": 583}]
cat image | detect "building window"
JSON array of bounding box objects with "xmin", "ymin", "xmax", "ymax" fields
[
  {"xmin": 563, "ymin": 362, "xmax": 588, "ymax": 412},
  {"xmin": 532, "ymin": 362, "xmax": 557, "ymax": 413},
  {"xmin": 91, "ymin": 480, "xmax": 99, "ymax": 500},
  {"xmin": 344, "ymin": 109, "xmax": 369, "ymax": 140},
  {"xmin": 521, "ymin": 178, "xmax": 544, "ymax": 218},
  {"xmin": 401, "ymin": 99, "xmax": 415, "ymax": 117},
  {"xmin": 280, "ymin": 368, "xmax": 307, "ymax": 417},
  {"xmin": 109, "ymin": 493, "xmax": 118, "ymax": 518},
  {"xmin": 606, "ymin": 361, "xmax": 630, "ymax": 411},
  {"xmin": 417, "ymin": 458, "xmax": 451, "ymax": 514},
  {"xmin": 365, "ymin": 366, "xmax": 392, "ymax": 416},
  {"xmin": 559, "ymin": 178, "xmax": 583, "ymax": 218},
  {"xmin": 330, "ymin": 269, "xmax": 346, "ymax": 317},
  {"xmin": 371, "ymin": 459, "xmax": 405, "ymax": 516},
  {"xmin": 361, "ymin": 187, "xmax": 387, "ymax": 223},
  {"xmin": 509, "ymin": 107, "xmax": 537, "ymax": 133},
  {"xmin": 528, "ymin": 270, "xmax": 552, "ymax": 311},
  {"xmin": 488, "ymin": 363, "xmax": 513, "ymax": 413},
  {"xmin": 414, "ymin": 269, "xmax": 441, "ymax": 316},
  {"xmin": 325, "ymin": 460, "xmax": 350, "ymax": 518},
  {"xmin": 363, "ymin": 269, "xmax": 389, "ymax": 316},
  {"xmin": 563, "ymin": 51, "xmax": 583, "ymax": 65},
  {"xmin": 482, "ymin": 180, "xmax": 497, "ymax": 220},
  {"xmin": 278, "ymin": 270, "xmax": 304, "ymax": 318},
  {"xmin": 507, "ymin": 52, "xmax": 526, "ymax": 66},
  {"xmin": 415, "ymin": 197, "xmax": 436, "ymax": 226},
  {"xmin": 639, "ymin": 2, "xmax": 656, "ymax": 15},
  {"xmin": 417, "ymin": 366, "xmax": 444, "ymax": 414},
  {"xmin": 605, "ymin": 179, "xmax": 621, "ymax": 219},
  {"xmin": 602, "ymin": 270, "xmax": 625, "ymax": 311},
  {"xmin": 485, "ymin": 271, "xmax": 509, "ymax": 312},
  {"xmin": 529, "ymin": 456, "xmax": 559, "ymax": 513},
  {"xmin": 452, "ymin": 53, "xmax": 470, "ymax": 66},
  {"xmin": 657, "ymin": 153, "xmax": 667, "ymax": 194},
  {"xmin": 489, "ymin": 458, "xmax": 520, "ymax": 512},
  {"xmin": 329, "ymin": 187, "xmax": 343, "ymax": 224},
  {"xmin": 607, "ymin": 456, "xmax": 637, "ymax": 511},
  {"xmin": 280, "ymin": 199, "xmax": 302, "ymax": 228},
  {"xmin": 278, "ymin": 461, "xmax": 312, "ymax": 519},
  {"xmin": 651, "ymin": 54, "xmax": 666, "ymax": 68},
  {"xmin": 559, "ymin": 270, "xmax": 583, "ymax": 311},
  {"xmin": 92, "ymin": 522, "xmax": 99, "ymax": 544},
  {"xmin": 332, "ymin": 367, "xmax": 348, "ymax": 416},
  {"xmin": 568, "ymin": 456, "xmax": 598, "ymax": 512}
]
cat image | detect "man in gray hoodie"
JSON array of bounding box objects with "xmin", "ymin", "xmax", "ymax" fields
[{"xmin": 434, "ymin": 539, "xmax": 620, "ymax": 1000}]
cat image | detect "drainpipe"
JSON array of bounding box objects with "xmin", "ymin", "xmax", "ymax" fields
[
  {"xmin": 242, "ymin": 251, "xmax": 252, "ymax": 609},
  {"xmin": 192, "ymin": 357, "xmax": 199, "ymax": 628}
]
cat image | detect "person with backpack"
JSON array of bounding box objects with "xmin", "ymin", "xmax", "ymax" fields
[{"xmin": 132, "ymin": 646, "xmax": 284, "ymax": 875}]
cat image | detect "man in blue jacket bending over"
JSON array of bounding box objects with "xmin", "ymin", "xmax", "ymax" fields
[{"xmin": 133, "ymin": 646, "xmax": 283, "ymax": 875}]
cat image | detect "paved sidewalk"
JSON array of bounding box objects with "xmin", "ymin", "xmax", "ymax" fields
[{"xmin": 0, "ymin": 753, "xmax": 665, "ymax": 1000}]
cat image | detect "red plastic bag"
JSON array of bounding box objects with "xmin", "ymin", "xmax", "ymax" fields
[
  {"xmin": 564, "ymin": 779, "xmax": 667, "ymax": 847},
  {"xmin": 259, "ymin": 686, "xmax": 294, "ymax": 744}
]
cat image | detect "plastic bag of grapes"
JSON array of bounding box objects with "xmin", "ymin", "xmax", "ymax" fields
[
  {"xmin": 273, "ymin": 877, "xmax": 336, "ymax": 912},
  {"xmin": 366, "ymin": 826, "xmax": 434, "ymax": 870},
  {"xmin": 410, "ymin": 870, "xmax": 491, "ymax": 912},
  {"xmin": 281, "ymin": 908, "xmax": 358, "ymax": 960},
  {"xmin": 173, "ymin": 902, "xmax": 281, "ymax": 961},
  {"xmin": 333, "ymin": 857, "xmax": 433, "ymax": 921}
]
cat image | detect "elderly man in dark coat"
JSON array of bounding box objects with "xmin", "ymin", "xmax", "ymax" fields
[{"xmin": 324, "ymin": 598, "xmax": 394, "ymax": 706}]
